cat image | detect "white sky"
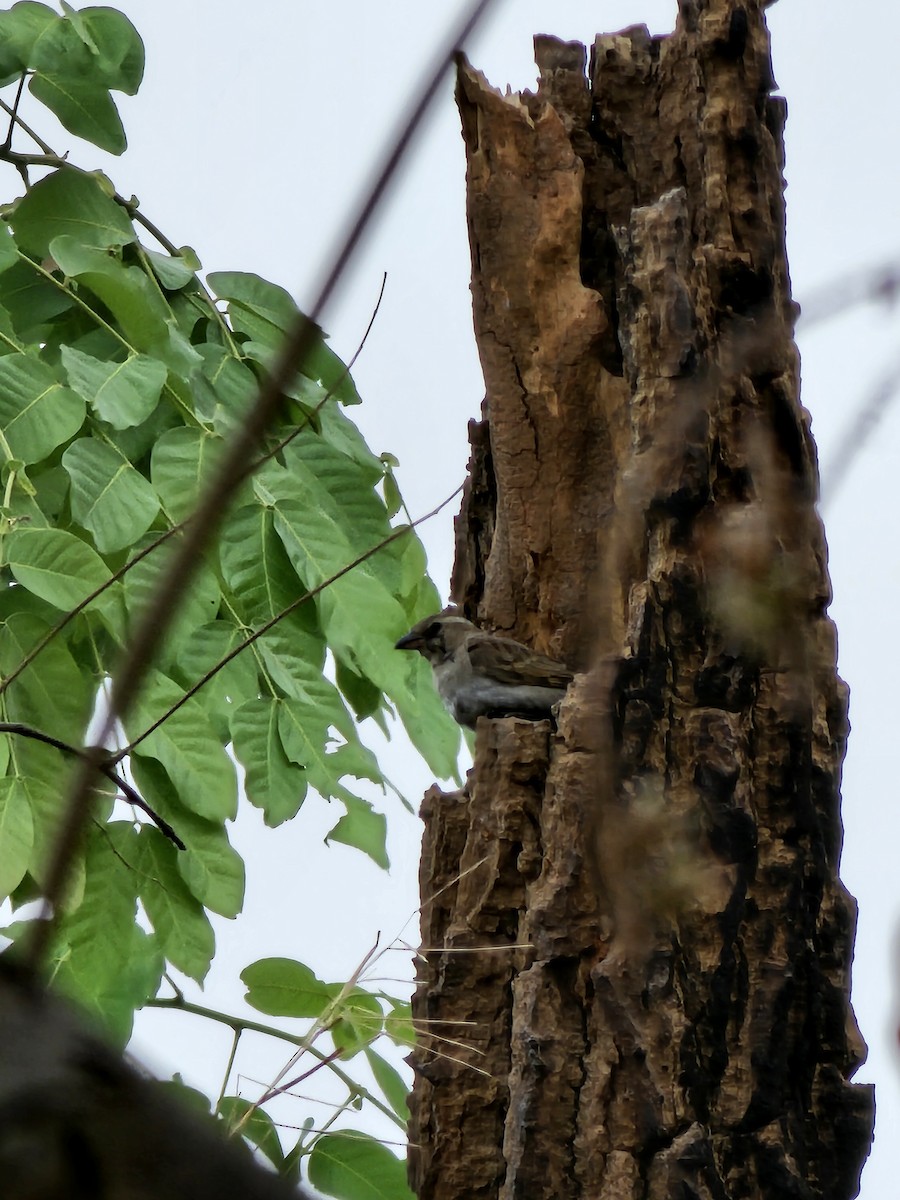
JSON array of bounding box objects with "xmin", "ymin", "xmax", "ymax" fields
[{"xmin": 15, "ymin": 2, "xmax": 897, "ymax": 1195}]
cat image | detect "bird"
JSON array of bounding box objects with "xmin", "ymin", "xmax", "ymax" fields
[{"xmin": 395, "ymin": 607, "xmax": 573, "ymax": 729}]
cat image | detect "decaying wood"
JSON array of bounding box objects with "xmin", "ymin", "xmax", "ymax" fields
[{"xmin": 411, "ymin": 2, "xmax": 874, "ymax": 1198}]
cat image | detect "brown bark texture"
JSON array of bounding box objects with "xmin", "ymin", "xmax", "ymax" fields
[{"xmin": 408, "ymin": 3, "xmax": 874, "ymax": 1199}]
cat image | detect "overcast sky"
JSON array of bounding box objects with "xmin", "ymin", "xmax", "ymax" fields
[{"xmin": 14, "ymin": 2, "xmax": 897, "ymax": 1195}]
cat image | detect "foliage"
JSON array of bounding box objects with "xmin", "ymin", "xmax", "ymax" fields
[{"xmin": 0, "ymin": 4, "xmax": 455, "ymax": 1193}]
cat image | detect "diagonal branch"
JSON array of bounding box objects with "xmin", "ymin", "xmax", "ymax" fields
[{"xmin": 0, "ymin": 721, "xmax": 184, "ymax": 849}]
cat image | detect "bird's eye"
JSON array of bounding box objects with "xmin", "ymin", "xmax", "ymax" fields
[{"xmin": 424, "ymin": 623, "xmax": 442, "ymax": 639}]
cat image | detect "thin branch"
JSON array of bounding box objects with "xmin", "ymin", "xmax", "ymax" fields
[
  {"xmin": 146, "ymin": 994, "xmax": 406, "ymax": 1131},
  {"xmin": 0, "ymin": 92, "xmax": 54, "ymax": 154},
  {"xmin": 0, "ymin": 721, "xmax": 184, "ymax": 849},
  {"xmin": 27, "ymin": 0, "xmax": 495, "ymax": 970},
  {"xmin": 215, "ymin": 1027, "xmax": 242, "ymax": 1112},
  {"xmin": 799, "ymin": 260, "xmax": 900, "ymax": 328},
  {"xmin": 0, "ymin": 73, "xmax": 27, "ymax": 154},
  {"xmin": 115, "ymin": 484, "xmax": 461, "ymax": 759},
  {"xmin": 819, "ymin": 351, "xmax": 900, "ymax": 508}
]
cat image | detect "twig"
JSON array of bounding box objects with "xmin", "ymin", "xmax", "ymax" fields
[
  {"xmin": 0, "ymin": 92, "xmax": 54, "ymax": 154},
  {"xmin": 799, "ymin": 260, "xmax": 900, "ymax": 328},
  {"xmin": 819, "ymin": 350, "xmax": 900, "ymax": 508},
  {"xmin": 1, "ymin": 73, "xmax": 27, "ymax": 154},
  {"xmin": 0, "ymin": 721, "xmax": 184, "ymax": 849},
  {"xmin": 146, "ymin": 993, "xmax": 406, "ymax": 1131}
]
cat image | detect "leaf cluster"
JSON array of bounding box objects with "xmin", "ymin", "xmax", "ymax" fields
[{"xmin": 0, "ymin": 5, "xmax": 459, "ymax": 1191}]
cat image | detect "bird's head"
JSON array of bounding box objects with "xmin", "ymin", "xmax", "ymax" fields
[{"xmin": 395, "ymin": 607, "xmax": 476, "ymax": 666}]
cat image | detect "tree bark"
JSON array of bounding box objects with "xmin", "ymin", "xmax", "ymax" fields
[{"xmin": 409, "ymin": 3, "xmax": 874, "ymax": 1198}]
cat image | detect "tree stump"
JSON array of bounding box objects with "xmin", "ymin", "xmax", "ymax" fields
[{"xmin": 408, "ymin": 3, "xmax": 874, "ymax": 1198}]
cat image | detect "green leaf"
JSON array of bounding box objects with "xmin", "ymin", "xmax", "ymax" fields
[
  {"xmin": 385, "ymin": 1001, "xmax": 415, "ymax": 1050},
  {"xmin": 335, "ymin": 658, "xmax": 383, "ymax": 721},
  {"xmin": 123, "ymin": 533, "xmax": 220, "ymax": 669},
  {"xmin": 271, "ymin": 496, "xmax": 417, "ymax": 711},
  {"xmin": 207, "ymin": 270, "xmax": 299, "ymax": 347},
  {"xmin": 327, "ymin": 794, "xmax": 388, "ymax": 871},
  {"xmin": 76, "ymin": 7, "xmax": 144, "ymax": 95},
  {"xmin": 171, "ymin": 621, "xmax": 259, "ymax": 742},
  {"xmin": 0, "ymin": 610, "xmax": 94, "ymax": 743},
  {"xmin": 62, "ymin": 436, "xmax": 160, "ymax": 552},
  {"xmin": 4, "ymin": 526, "xmax": 111, "ymax": 611},
  {"xmin": 296, "ymin": 336, "xmax": 362, "ymax": 407},
  {"xmin": 0, "ymin": 225, "xmax": 20, "ymax": 277},
  {"xmin": 0, "ymin": 3, "xmax": 56, "ymax": 85},
  {"xmin": 0, "ymin": 776, "xmax": 34, "ymax": 900},
  {"xmin": 382, "ymin": 471, "xmax": 402, "ymax": 519},
  {"xmin": 207, "ymin": 272, "xmax": 360, "ymax": 406},
  {"xmin": 159, "ymin": 1076, "xmax": 212, "ymax": 1115},
  {"xmin": 53, "ymin": 825, "xmax": 162, "ymax": 1044},
  {"xmin": 364, "ymin": 1049, "xmax": 410, "ymax": 1122},
  {"xmin": 134, "ymin": 826, "xmax": 215, "ymax": 983},
  {"xmin": 307, "ymin": 1132, "xmax": 413, "ymax": 1200},
  {"xmin": 30, "ymin": 70, "xmax": 126, "ymax": 154},
  {"xmin": 128, "ymin": 670, "xmax": 238, "ymax": 822},
  {"xmin": 277, "ymin": 697, "xmax": 377, "ymax": 809},
  {"xmin": 0, "ymin": 352, "xmax": 85, "ymax": 464},
  {"xmin": 218, "ymin": 1097, "xmax": 284, "ymax": 1170},
  {"xmin": 258, "ymin": 629, "xmax": 348, "ymax": 733},
  {"xmin": 0, "ymin": 258, "xmax": 74, "ymax": 340},
  {"xmin": 11, "ymin": 167, "xmax": 135, "ymax": 256},
  {"xmin": 241, "ymin": 957, "xmax": 340, "ymax": 1019},
  {"xmin": 4, "ymin": 752, "xmax": 87, "ymax": 907},
  {"xmin": 220, "ymin": 503, "xmax": 312, "ymax": 627},
  {"xmin": 25, "ymin": 10, "xmax": 141, "ymax": 154},
  {"xmin": 331, "ymin": 990, "xmax": 384, "ymax": 1057},
  {"xmin": 230, "ymin": 698, "xmax": 306, "ymax": 827},
  {"xmin": 143, "ymin": 246, "xmax": 196, "ymax": 291},
  {"xmin": 61, "ymin": 345, "xmax": 167, "ymax": 429},
  {"xmin": 319, "ymin": 403, "xmax": 386, "ymax": 471},
  {"xmin": 177, "ymin": 818, "xmax": 244, "ymax": 919},
  {"xmin": 30, "ymin": 463, "xmax": 69, "ymax": 520},
  {"xmin": 193, "ymin": 343, "xmax": 257, "ymax": 435},
  {"xmin": 131, "ymin": 757, "xmax": 244, "ymax": 918},
  {"xmin": 393, "ymin": 651, "xmax": 462, "ymax": 783},
  {"xmin": 50, "ymin": 235, "xmax": 178, "ymax": 358},
  {"xmin": 56, "ymin": 918, "xmax": 163, "ymax": 1045},
  {"xmin": 151, "ymin": 426, "xmax": 226, "ymax": 523}
]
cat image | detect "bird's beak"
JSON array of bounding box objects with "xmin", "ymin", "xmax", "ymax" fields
[{"xmin": 395, "ymin": 631, "xmax": 424, "ymax": 651}]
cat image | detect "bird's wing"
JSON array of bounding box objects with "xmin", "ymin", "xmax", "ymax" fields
[{"xmin": 465, "ymin": 632, "xmax": 573, "ymax": 688}]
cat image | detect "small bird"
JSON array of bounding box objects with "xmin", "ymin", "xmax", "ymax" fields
[{"xmin": 395, "ymin": 607, "xmax": 573, "ymax": 729}]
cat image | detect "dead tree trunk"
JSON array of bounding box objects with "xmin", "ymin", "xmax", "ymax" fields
[{"xmin": 408, "ymin": 3, "xmax": 874, "ymax": 1198}]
